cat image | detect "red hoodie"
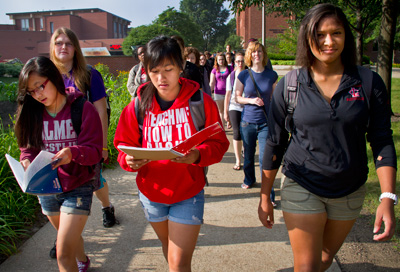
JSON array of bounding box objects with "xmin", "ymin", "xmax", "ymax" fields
[
  {"xmin": 114, "ymin": 78, "xmax": 229, "ymax": 204},
  {"xmin": 20, "ymin": 88, "xmax": 103, "ymax": 192}
]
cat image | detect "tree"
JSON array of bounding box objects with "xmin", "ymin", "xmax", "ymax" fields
[
  {"xmin": 153, "ymin": 7, "xmax": 203, "ymax": 49},
  {"xmin": 225, "ymin": 34, "xmax": 244, "ymax": 52},
  {"xmin": 339, "ymin": 0, "xmax": 382, "ymax": 65},
  {"xmin": 122, "ymin": 24, "xmax": 180, "ymax": 56},
  {"xmin": 225, "ymin": 0, "xmax": 381, "ymax": 64},
  {"xmin": 376, "ymin": 0, "xmax": 399, "ymax": 112},
  {"xmin": 180, "ymin": 0, "xmax": 230, "ymax": 51}
]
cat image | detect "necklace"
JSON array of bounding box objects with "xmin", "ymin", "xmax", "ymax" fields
[{"xmin": 46, "ymin": 94, "xmax": 67, "ymax": 118}]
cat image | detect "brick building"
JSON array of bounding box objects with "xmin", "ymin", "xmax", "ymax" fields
[
  {"xmin": 236, "ymin": 5, "xmax": 291, "ymax": 47},
  {"xmin": 0, "ymin": 8, "xmax": 137, "ymax": 74}
]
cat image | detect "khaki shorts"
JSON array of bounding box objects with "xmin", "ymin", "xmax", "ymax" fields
[{"xmin": 281, "ymin": 177, "xmax": 366, "ymax": 220}]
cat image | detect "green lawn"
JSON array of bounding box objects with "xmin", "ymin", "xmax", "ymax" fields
[{"xmin": 364, "ymin": 78, "xmax": 400, "ymax": 245}]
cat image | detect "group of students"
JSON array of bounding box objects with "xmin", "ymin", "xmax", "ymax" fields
[{"xmin": 15, "ymin": 3, "xmax": 397, "ymax": 272}]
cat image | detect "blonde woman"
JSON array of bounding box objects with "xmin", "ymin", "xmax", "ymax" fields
[
  {"xmin": 235, "ymin": 41, "xmax": 277, "ymax": 205},
  {"xmin": 49, "ymin": 27, "xmax": 117, "ymax": 258}
]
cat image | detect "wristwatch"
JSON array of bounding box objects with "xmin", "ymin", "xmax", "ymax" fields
[{"xmin": 379, "ymin": 192, "xmax": 398, "ymax": 205}]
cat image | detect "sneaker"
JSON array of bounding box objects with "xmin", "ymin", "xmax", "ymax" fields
[
  {"xmin": 241, "ymin": 183, "xmax": 250, "ymax": 189},
  {"xmin": 77, "ymin": 256, "xmax": 90, "ymax": 272},
  {"xmin": 49, "ymin": 239, "xmax": 57, "ymax": 259},
  {"xmin": 102, "ymin": 206, "xmax": 117, "ymax": 228}
]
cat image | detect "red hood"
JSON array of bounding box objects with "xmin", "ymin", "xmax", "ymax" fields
[{"xmin": 137, "ymin": 78, "xmax": 200, "ymax": 107}]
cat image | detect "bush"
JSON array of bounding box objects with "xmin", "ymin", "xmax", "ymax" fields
[
  {"xmin": 0, "ymin": 63, "xmax": 23, "ymax": 77},
  {"xmin": 94, "ymin": 64, "xmax": 131, "ymax": 165},
  {"xmin": 362, "ymin": 55, "xmax": 371, "ymax": 65},
  {"xmin": 0, "ymin": 82, "xmax": 18, "ymax": 102}
]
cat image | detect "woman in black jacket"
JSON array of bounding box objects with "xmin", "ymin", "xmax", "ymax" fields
[{"xmin": 259, "ymin": 4, "xmax": 397, "ymax": 271}]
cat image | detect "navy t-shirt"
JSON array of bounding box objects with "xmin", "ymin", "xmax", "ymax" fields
[{"xmin": 238, "ymin": 68, "xmax": 278, "ymax": 124}]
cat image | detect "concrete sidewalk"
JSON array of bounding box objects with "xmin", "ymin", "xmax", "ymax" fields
[{"xmin": 0, "ymin": 131, "xmax": 341, "ymax": 272}]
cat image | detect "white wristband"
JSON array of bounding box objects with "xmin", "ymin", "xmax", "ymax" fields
[{"xmin": 379, "ymin": 192, "xmax": 398, "ymax": 205}]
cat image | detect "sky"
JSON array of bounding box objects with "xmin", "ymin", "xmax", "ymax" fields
[{"xmin": 0, "ymin": 0, "xmax": 233, "ymax": 27}]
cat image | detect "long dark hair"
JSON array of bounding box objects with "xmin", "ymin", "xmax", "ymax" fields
[
  {"xmin": 140, "ymin": 36, "xmax": 184, "ymax": 117},
  {"xmin": 15, "ymin": 56, "xmax": 66, "ymax": 148},
  {"xmin": 296, "ymin": 3, "xmax": 356, "ymax": 68}
]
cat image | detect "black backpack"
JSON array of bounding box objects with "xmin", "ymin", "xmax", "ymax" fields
[
  {"xmin": 134, "ymin": 89, "xmax": 210, "ymax": 185},
  {"xmin": 283, "ymin": 66, "xmax": 373, "ymax": 133},
  {"xmin": 70, "ymin": 96, "xmax": 101, "ymax": 190}
]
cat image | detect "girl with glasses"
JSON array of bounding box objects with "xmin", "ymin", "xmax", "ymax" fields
[{"xmin": 15, "ymin": 56, "xmax": 103, "ymax": 272}]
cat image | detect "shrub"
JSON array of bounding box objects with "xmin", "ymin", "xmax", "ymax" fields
[
  {"xmin": 362, "ymin": 55, "xmax": 371, "ymax": 65},
  {"xmin": 0, "ymin": 63, "xmax": 23, "ymax": 77},
  {"xmin": 0, "ymin": 82, "xmax": 18, "ymax": 102},
  {"xmin": 94, "ymin": 64, "xmax": 130, "ymax": 165}
]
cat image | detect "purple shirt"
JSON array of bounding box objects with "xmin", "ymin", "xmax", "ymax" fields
[
  {"xmin": 212, "ymin": 66, "xmax": 233, "ymax": 95},
  {"xmin": 63, "ymin": 67, "xmax": 106, "ymax": 103}
]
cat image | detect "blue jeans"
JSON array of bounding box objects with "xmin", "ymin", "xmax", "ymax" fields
[
  {"xmin": 240, "ymin": 121, "xmax": 275, "ymax": 201},
  {"xmin": 138, "ymin": 190, "xmax": 205, "ymax": 225}
]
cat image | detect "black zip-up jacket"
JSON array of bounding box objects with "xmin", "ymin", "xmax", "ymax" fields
[{"xmin": 263, "ymin": 66, "xmax": 396, "ymax": 198}]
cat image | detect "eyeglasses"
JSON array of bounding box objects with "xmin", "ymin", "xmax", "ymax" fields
[
  {"xmin": 235, "ymin": 60, "xmax": 244, "ymax": 63},
  {"xmin": 55, "ymin": 41, "xmax": 73, "ymax": 48},
  {"xmin": 27, "ymin": 79, "xmax": 49, "ymax": 96}
]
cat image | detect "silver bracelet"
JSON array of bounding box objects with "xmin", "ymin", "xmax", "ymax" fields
[{"xmin": 379, "ymin": 192, "xmax": 398, "ymax": 205}]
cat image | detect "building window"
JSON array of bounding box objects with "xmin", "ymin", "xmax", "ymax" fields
[
  {"xmin": 21, "ymin": 19, "xmax": 29, "ymax": 31},
  {"xmin": 114, "ymin": 22, "xmax": 117, "ymax": 38},
  {"xmin": 40, "ymin": 18, "xmax": 44, "ymax": 29},
  {"xmin": 119, "ymin": 23, "xmax": 122, "ymax": 38},
  {"xmin": 50, "ymin": 22, "xmax": 54, "ymax": 34}
]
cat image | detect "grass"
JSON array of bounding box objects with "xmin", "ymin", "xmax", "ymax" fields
[{"xmin": 363, "ymin": 78, "xmax": 400, "ymax": 245}]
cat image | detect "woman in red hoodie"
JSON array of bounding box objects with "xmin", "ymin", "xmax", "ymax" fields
[
  {"xmin": 15, "ymin": 56, "xmax": 103, "ymax": 272},
  {"xmin": 114, "ymin": 36, "xmax": 229, "ymax": 271}
]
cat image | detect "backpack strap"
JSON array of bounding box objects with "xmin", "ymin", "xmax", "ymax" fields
[
  {"xmin": 283, "ymin": 69, "xmax": 300, "ymax": 133},
  {"xmin": 85, "ymin": 64, "xmax": 92, "ymax": 101},
  {"xmin": 230, "ymin": 70, "xmax": 236, "ymax": 87},
  {"xmin": 189, "ymin": 89, "xmax": 205, "ymax": 131},
  {"xmin": 70, "ymin": 96, "xmax": 86, "ymax": 136},
  {"xmin": 134, "ymin": 97, "xmax": 144, "ymax": 137}
]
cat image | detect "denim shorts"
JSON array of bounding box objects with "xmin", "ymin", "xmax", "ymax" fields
[
  {"xmin": 281, "ymin": 177, "xmax": 366, "ymax": 220},
  {"xmin": 38, "ymin": 182, "xmax": 94, "ymax": 216},
  {"xmin": 138, "ymin": 190, "xmax": 205, "ymax": 225}
]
